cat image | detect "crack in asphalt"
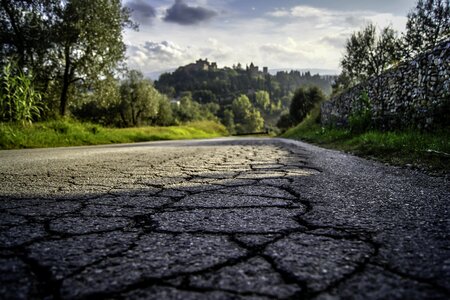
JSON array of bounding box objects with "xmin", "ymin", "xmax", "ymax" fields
[{"xmin": 0, "ymin": 138, "xmax": 448, "ymax": 299}]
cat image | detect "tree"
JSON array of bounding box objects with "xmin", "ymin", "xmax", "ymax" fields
[
  {"xmin": 0, "ymin": 0, "xmax": 134, "ymax": 117},
  {"xmin": 254, "ymin": 90, "xmax": 271, "ymax": 112},
  {"xmin": 173, "ymin": 94, "xmax": 202, "ymax": 122},
  {"xmin": 119, "ymin": 70, "xmax": 161, "ymax": 127},
  {"xmin": 403, "ymin": 0, "xmax": 450, "ymax": 58},
  {"xmin": 231, "ymin": 95, "xmax": 264, "ymax": 133},
  {"xmin": 71, "ymin": 74, "xmax": 121, "ymax": 125},
  {"xmin": 289, "ymin": 86, "xmax": 324, "ymax": 124},
  {"xmin": 0, "ymin": 0, "xmax": 55, "ymax": 71},
  {"xmin": 222, "ymin": 109, "xmax": 236, "ymax": 134},
  {"xmin": 276, "ymin": 112, "xmax": 293, "ymax": 132},
  {"xmin": 341, "ymin": 24, "xmax": 402, "ymax": 87},
  {"xmin": 153, "ymin": 96, "xmax": 173, "ymax": 126},
  {"xmin": 54, "ymin": 0, "xmax": 133, "ymax": 116},
  {"xmin": 331, "ymin": 71, "xmax": 352, "ymax": 96}
]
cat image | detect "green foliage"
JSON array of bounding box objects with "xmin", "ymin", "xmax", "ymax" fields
[
  {"xmin": 71, "ymin": 75, "xmax": 122, "ymax": 125},
  {"xmin": 403, "ymin": 0, "xmax": 450, "ymax": 58},
  {"xmin": 153, "ymin": 97, "xmax": 174, "ymax": 126},
  {"xmin": 171, "ymin": 93, "xmax": 219, "ymax": 124},
  {"xmin": 222, "ymin": 109, "xmax": 236, "ymax": 134},
  {"xmin": 341, "ymin": 24, "xmax": 402, "ymax": 87},
  {"xmin": 173, "ymin": 95, "xmax": 203, "ymax": 123},
  {"xmin": 289, "ymin": 86, "xmax": 325, "ymax": 125},
  {"xmin": 119, "ymin": 70, "xmax": 166, "ymax": 127},
  {"xmin": 348, "ymin": 91, "xmax": 373, "ymax": 133},
  {"xmin": 0, "ymin": 61, "xmax": 44, "ymax": 123},
  {"xmin": 254, "ymin": 90, "xmax": 271, "ymax": 112},
  {"xmin": 276, "ymin": 113, "xmax": 294, "ymax": 132},
  {"xmin": 231, "ymin": 95, "xmax": 264, "ymax": 134},
  {"xmin": 0, "ymin": 120, "xmax": 228, "ymax": 149},
  {"xmin": 0, "ymin": 0, "xmax": 134, "ymax": 117},
  {"xmin": 155, "ymin": 63, "xmax": 335, "ymax": 129}
]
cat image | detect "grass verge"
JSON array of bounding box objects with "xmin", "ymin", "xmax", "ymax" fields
[
  {"xmin": 282, "ymin": 105, "xmax": 450, "ymax": 173},
  {"xmin": 0, "ymin": 120, "xmax": 229, "ymax": 150}
]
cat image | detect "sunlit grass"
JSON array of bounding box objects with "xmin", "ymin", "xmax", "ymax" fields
[
  {"xmin": 0, "ymin": 120, "xmax": 229, "ymax": 149},
  {"xmin": 282, "ymin": 105, "xmax": 450, "ymax": 172}
]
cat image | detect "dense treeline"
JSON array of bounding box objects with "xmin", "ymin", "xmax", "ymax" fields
[
  {"xmin": 156, "ymin": 66, "xmax": 334, "ymax": 104},
  {"xmin": 155, "ymin": 63, "xmax": 335, "ymax": 133}
]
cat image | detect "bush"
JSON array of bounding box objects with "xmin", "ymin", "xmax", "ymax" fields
[
  {"xmin": 289, "ymin": 86, "xmax": 325, "ymax": 125},
  {"xmin": 276, "ymin": 113, "xmax": 293, "ymax": 132}
]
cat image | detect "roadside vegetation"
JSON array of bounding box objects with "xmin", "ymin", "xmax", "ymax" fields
[
  {"xmin": 282, "ymin": 103, "xmax": 449, "ymax": 172},
  {"xmin": 0, "ymin": 120, "xmax": 228, "ymax": 150}
]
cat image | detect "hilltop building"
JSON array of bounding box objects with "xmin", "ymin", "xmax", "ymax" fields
[
  {"xmin": 182, "ymin": 59, "xmax": 217, "ymax": 72},
  {"xmin": 245, "ymin": 62, "xmax": 268, "ymax": 77}
]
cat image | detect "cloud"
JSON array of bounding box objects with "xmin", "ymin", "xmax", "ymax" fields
[
  {"xmin": 290, "ymin": 6, "xmax": 327, "ymax": 19},
  {"xmin": 141, "ymin": 41, "xmax": 194, "ymax": 62},
  {"xmin": 126, "ymin": 40, "xmax": 197, "ymax": 72},
  {"xmin": 164, "ymin": 0, "xmax": 218, "ymax": 25},
  {"xmin": 320, "ymin": 34, "xmax": 348, "ymax": 49},
  {"xmin": 126, "ymin": 0, "xmax": 156, "ymax": 26},
  {"xmin": 126, "ymin": 38, "xmax": 236, "ymax": 73},
  {"xmin": 199, "ymin": 38, "xmax": 233, "ymax": 61},
  {"xmin": 258, "ymin": 37, "xmax": 343, "ymax": 70},
  {"xmin": 267, "ymin": 5, "xmax": 407, "ymax": 33}
]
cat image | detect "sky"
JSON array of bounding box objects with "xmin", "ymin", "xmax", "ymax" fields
[{"xmin": 123, "ymin": 0, "xmax": 418, "ymax": 78}]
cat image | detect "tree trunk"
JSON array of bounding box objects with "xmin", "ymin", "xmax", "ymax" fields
[{"xmin": 60, "ymin": 45, "xmax": 72, "ymax": 116}]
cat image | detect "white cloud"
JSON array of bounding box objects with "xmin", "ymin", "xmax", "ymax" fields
[
  {"xmin": 291, "ymin": 6, "xmax": 328, "ymax": 18},
  {"xmin": 126, "ymin": 40, "xmax": 197, "ymax": 72},
  {"xmin": 267, "ymin": 5, "xmax": 406, "ymax": 32},
  {"xmin": 126, "ymin": 38, "xmax": 236, "ymax": 73}
]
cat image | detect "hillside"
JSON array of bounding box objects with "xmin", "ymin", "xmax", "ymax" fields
[{"xmin": 154, "ymin": 59, "xmax": 336, "ymax": 131}]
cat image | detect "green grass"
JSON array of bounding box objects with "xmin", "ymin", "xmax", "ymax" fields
[
  {"xmin": 0, "ymin": 120, "xmax": 229, "ymax": 149},
  {"xmin": 282, "ymin": 105, "xmax": 450, "ymax": 173}
]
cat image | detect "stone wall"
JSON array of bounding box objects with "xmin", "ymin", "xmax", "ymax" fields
[{"xmin": 321, "ymin": 39, "xmax": 450, "ymax": 129}]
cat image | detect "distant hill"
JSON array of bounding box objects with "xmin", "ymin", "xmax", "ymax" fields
[
  {"xmin": 152, "ymin": 59, "xmax": 337, "ymax": 131},
  {"xmin": 147, "ymin": 67, "xmax": 338, "ymax": 81},
  {"xmin": 155, "ymin": 60, "xmax": 337, "ymax": 101}
]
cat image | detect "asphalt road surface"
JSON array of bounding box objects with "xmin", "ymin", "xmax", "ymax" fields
[{"xmin": 0, "ymin": 137, "xmax": 448, "ymax": 299}]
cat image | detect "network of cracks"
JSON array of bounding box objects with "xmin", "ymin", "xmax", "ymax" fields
[{"xmin": 0, "ymin": 141, "xmax": 448, "ymax": 299}]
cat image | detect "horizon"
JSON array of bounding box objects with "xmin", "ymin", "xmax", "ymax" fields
[{"xmin": 144, "ymin": 59, "xmax": 340, "ymax": 80}]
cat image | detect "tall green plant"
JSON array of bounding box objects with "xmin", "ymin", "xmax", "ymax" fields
[{"xmin": 0, "ymin": 61, "xmax": 43, "ymax": 123}]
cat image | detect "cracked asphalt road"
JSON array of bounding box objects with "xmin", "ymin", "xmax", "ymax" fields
[{"xmin": 0, "ymin": 137, "xmax": 448, "ymax": 299}]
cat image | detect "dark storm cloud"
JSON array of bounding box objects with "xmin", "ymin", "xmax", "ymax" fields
[
  {"xmin": 164, "ymin": 0, "xmax": 217, "ymax": 25},
  {"xmin": 127, "ymin": 0, "xmax": 156, "ymax": 25}
]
